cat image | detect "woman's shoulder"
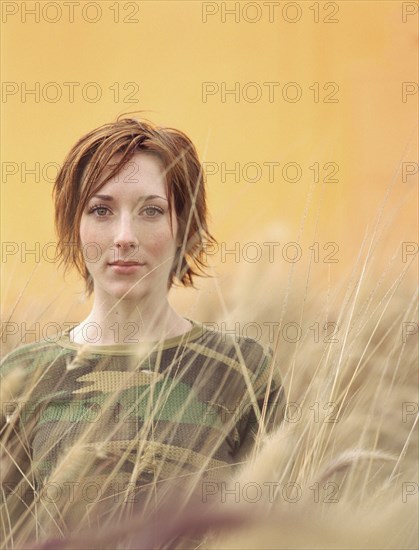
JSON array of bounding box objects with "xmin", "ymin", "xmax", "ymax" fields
[
  {"xmin": 192, "ymin": 320, "xmax": 278, "ymax": 383},
  {"xmin": 0, "ymin": 338, "xmax": 68, "ymax": 379}
]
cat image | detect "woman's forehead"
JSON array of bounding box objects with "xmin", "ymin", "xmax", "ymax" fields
[
  {"xmin": 96, "ymin": 151, "xmax": 168, "ymax": 190},
  {"xmin": 107, "ymin": 151, "xmax": 165, "ymax": 174}
]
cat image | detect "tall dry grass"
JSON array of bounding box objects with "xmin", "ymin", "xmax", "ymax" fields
[
  {"xmin": 2, "ymin": 246, "xmax": 418, "ymax": 549},
  {"xmin": 205, "ymin": 253, "xmax": 418, "ymax": 549},
  {"xmin": 1, "ymin": 211, "xmax": 417, "ymax": 549}
]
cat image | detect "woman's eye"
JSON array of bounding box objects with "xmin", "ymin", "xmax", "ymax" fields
[
  {"xmin": 89, "ymin": 205, "xmax": 109, "ymax": 217},
  {"xmin": 143, "ymin": 206, "xmax": 164, "ymax": 217}
]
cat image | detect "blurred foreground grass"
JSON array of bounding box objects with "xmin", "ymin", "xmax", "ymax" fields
[{"xmin": 1, "ymin": 229, "xmax": 417, "ymax": 549}]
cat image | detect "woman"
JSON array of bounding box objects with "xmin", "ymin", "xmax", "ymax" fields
[{"xmin": 1, "ymin": 117, "xmax": 284, "ymax": 545}]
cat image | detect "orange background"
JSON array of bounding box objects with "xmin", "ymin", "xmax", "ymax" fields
[{"xmin": 1, "ymin": 1, "xmax": 418, "ymax": 341}]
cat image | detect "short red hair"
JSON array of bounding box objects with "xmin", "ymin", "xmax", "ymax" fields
[{"xmin": 53, "ymin": 116, "xmax": 216, "ymax": 295}]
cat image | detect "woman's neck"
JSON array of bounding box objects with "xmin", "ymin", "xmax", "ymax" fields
[{"xmin": 70, "ymin": 297, "xmax": 191, "ymax": 345}]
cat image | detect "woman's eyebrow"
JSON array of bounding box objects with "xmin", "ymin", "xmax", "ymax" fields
[
  {"xmin": 90, "ymin": 194, "xmax": 168, "ymax": 202},
  {"xmin": 141, "ymin": 195, "xmax": 169, "ymax": 202},
  {"xmin": 91, "ymin": 194, "xmax": 113, "ymax": 201}
]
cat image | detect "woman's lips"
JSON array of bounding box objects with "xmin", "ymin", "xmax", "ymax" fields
[{"xmin": 108, "ymin": 261, "xmax": 145, "ymax": 274}]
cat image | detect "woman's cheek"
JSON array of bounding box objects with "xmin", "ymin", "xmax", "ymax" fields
[
  {"xmin": 80, "ymin": 220, "xmax": 107, "ymax": 248},
  {"xmin": 144, "ymin": 224, "xmax": 176, "ymax": 252},
  {"xmin": 147, "ymin": 235, "xmax": 173, "ymax": 257}
]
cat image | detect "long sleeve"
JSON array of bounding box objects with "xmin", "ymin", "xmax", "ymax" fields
[
  {"xmin": 0, "ymin": 353, "xmax": 36, "ymax": 544},
  {"xmin": 232, "ymin": 348, "xmax": 285, "ymax": 462}
]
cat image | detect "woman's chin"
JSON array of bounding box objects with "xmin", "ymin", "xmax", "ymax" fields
[
  {"xmin": 98, "ymin": 281, "xmax": 168, "ymax": 305},
  {"xmin": 91, "ymin": 282, "xmax": 146, "ymax": 303}
]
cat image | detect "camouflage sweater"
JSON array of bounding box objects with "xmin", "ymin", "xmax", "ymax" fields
[{"xmin": 1, "ymin": 319, "xmax": 284, "ymax": 536}]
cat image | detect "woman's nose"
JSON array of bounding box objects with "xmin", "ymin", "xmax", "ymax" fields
[{"xmin": 113, "ymin": 215, "xmax": 139, "ymax": 249}]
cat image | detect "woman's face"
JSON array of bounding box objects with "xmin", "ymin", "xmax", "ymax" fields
[{"xmin": 79, "ymin": 152, "xmax": 179, "ymax": 304}]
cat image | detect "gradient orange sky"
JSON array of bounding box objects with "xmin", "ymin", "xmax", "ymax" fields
[{"xmin": 1, "ymin": 1, "xmax": 418, "ymax": 329}]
